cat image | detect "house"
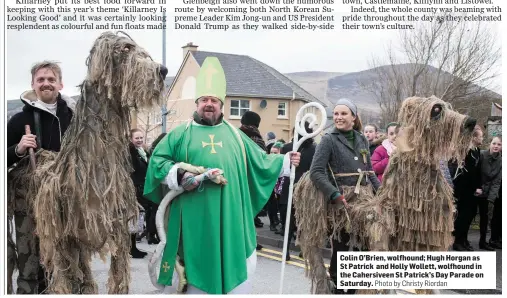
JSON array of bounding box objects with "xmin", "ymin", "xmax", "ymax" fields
[
  {"xmin": 136, "ymin": 42, "xmax": 328, "ymax": 145},
  {"xmin": 486, "ymin": 102, "xmax": 501, "ymax": 142},
  {"xmin": 131, "ymin": 77, "xmax": 174, "ymax": 144}
]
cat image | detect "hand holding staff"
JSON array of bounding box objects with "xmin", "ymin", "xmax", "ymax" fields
[{"xmin": 25, "ymin": 125, "xmax": 37, "ymax": 171}]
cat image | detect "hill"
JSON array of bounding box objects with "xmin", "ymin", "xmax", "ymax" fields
[{"xmin": 285, "ymin": 64, "xmax": 501, "ymax": 126}]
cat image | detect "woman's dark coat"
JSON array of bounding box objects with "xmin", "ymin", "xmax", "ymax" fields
[
  {"xmin": 479, "ymin": 150, "xmax": 502, "ymax": 203},
  {"xmin": 129, "ymin": 143, "xmax": 150, "ymax": 201},
  {"xmin": 310, "ymin": 127, "xmax": 381, "ymax": 200}
]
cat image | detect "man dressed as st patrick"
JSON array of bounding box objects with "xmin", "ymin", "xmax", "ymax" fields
[{"xmin": 144, "ymin": 57, "xmax": 301, "ymax": 294}]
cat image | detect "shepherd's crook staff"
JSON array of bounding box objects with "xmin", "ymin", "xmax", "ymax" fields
[{"xmin": 279, "ymin": 102, "xmax": 327, "ymax": 294}]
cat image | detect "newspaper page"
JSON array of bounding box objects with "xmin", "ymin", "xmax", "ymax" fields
[{"xmin": 2, "ymin": 0, "xmax": 503, "ymax": 295}]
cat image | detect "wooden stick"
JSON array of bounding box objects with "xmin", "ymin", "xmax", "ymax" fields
[{"xmin": 25, "ymin": 125, "xmax": 36, "ymax": 171}]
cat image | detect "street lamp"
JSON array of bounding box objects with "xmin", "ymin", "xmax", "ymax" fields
[{"xmin": 161, "ymin": 10, "xmax": 167, "ymax": 133}]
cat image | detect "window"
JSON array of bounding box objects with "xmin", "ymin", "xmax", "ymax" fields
[
  {"xmin": 230, "ymin": 100, "xmax": 250, "ymax": 117},
  {"xmin": 278, "ymin": 102, "xmax": 288, "ymax": 118}
]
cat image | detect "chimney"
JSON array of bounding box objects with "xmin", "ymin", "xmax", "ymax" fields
[{"xmin": 182, "ymin": 42, "xmax": 198, "ymax": 60}]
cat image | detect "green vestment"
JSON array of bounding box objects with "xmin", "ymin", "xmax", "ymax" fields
[{"xmin": 144, "ymin": 120, "xmax": 284, "ymax": 294}]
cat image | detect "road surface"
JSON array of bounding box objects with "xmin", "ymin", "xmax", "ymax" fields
[{"xmin": 8, "ymin": 240, "xmax": 471, "ymax": 295}]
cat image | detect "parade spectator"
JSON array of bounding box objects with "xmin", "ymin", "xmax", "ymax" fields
[
  {"xmin": 309, "ymin": 98, "xmax": 380, "ymax": 294},
  {"xmin": 129, "ymin": 129, "xmax": 155, "ymax": 259},
  {"xmin": 278, "ymin": 123, "xmax": 316, "ymax": 261},
  {"xmin": 267, "ymin": 142, "xmax": 284, "ymax": 231},
  {"xmin": 490, "ymin": 185, "xmax": 502, "ymax": 249},
  {"xmin": 239, "ymin": 111, "xmax": 267, "ymax": 234},
  {"xmin": 371, "ymin": 122, "xmax": 400, "ymax": 182},
  {"xmin": 266, "ymin": 131, "xmax": 276, "ymax": 153},
  {"xmin": 452, "ymin": 125, "xmax": 483, "ymax": 251},
  {"xmin": 477, "ymin": 135, "xmax": 502, "ymax": 250},
  {"xmin": 7, "ymin": 61, "xmax": 73, "ymax": 294},
  {"xmin": 270, "ymin": 141, "xmax": 283, "ymax": 154},
  {"xmin": 364, "ymin": 123, "xmax": 380, "ymax": 155}
]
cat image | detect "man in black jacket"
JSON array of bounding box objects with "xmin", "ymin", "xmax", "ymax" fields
[
  {"xmin": 278, "ymin": 122, "xmax": 316, "ymax": 260},
  {"xmin": 239, "ymin": 111, "xmax": 266, "ymax": 250},
  {"xmin": 451, "ymin": 126, "xmax": 485, "ymax": 251},
  {"xmin": 7, "ymin": 61, "xmax": 74, "ymax": 294}
]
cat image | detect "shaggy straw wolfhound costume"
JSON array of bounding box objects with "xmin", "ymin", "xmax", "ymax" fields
[
  {"xmin": 7, "ymin": 31, "xmax": 168, "ymax": 294},
  {"xmin": 293, "ymin": 96, "xmax": 476, "ymax": 294},
  {"xmin": 356, "ymin": 96, "xmax": 476, "ymax": 294}
]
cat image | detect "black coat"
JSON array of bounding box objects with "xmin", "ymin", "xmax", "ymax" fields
[
  {"xmin": 368, "ymin": 136, "xmax": 384, "ymax": 156},
  {"xmin": 451, "ymin": 148, "xmax": 482, "ymax": 199},
  {"xmin": 479, "ymin": 150, "xmax": 502, "ymax": 203},
  {"xmin": 129, "ymin": 143, "xmax": 150, "ymax": 200},
  {"xmin": 7, "ymin": 91, "xmax": 73, "ymax": 168},
  {"xmin": 279, "ymin": 139, "xmax": 316, "ymax": 205}
]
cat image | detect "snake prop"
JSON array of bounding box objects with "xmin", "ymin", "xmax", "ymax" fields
[{"xmin": 148, "ymin": 162, "xmax": 227, "ymax": 293}]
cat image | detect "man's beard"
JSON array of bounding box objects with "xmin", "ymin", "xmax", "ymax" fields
[
  {"xmin": 200, "ymin": 107, "xmax": 219, "ymax": 125},
  {"xmin": 39, "ymin": 87, "xmax": 56, "ymax": 102},
  {"xmin": 203, "ymin": 114, "xmax": 218, "ymax": 125}
]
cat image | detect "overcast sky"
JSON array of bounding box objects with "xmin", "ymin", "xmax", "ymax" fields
[{"xmin": 5, "ymin": 2, "xmax": 503, "ymax": 100}]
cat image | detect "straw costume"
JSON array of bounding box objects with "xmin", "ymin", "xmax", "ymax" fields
[
  {"xmin": 358, "ymin": 96, "xmax": 477, "ymax": 294},
  {"xmin": 7, "ymin": 31, "xmax": 167, "ymax": 294},
  {"xmin": 293, "ymin": 96, "xmax": 476, "ymax": 295}
]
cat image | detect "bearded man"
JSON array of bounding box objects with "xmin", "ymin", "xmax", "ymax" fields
[
  {"xmin": 144, "ymin": 57, "xmax": 300, "ymax": 294},
  {"xmin": 7, "ymin": 61, "xmax": 74, "ymax": 294}
]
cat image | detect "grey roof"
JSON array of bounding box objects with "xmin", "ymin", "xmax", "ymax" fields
[{"xmin": 191, "ymin": 51, "xmax": 326, "ymax": 107}]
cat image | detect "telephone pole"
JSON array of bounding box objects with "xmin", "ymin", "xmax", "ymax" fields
[{"xmin": 161, "ymin": 10, "xmax": 167, "ymax": 133}]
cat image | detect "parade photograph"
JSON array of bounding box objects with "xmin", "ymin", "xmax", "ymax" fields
[{"xmin": 4, "ymin": 7, "xmax": 503, "ymax": 296}]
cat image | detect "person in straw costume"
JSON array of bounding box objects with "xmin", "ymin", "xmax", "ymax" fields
[
  {"xmin": 7, "ymin": 31, "xmax": 169, "ymax": 294},
  {"xmin": 293, "ymin": 98, "xmax": 381, "ymax": 294},
  {"xmin": 294, "ymin": 96, "xmax": 477, "ymax": 295},
  {"xmin": 359, "ymin": 96, "xmax": 477, "ymax": 294}
]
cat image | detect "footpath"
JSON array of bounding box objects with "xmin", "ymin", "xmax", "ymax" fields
[{"xmin": 256, "ymin": 216, "xmax": 502, "ymax": 295}]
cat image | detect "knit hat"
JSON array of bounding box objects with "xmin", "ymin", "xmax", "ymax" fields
[
  {"xmin": 335, "ymin": 98, "xmax": 357, "ymax": 116},
  {"xmin": 241, "ymin": 111, "xmax": 261, "ymax": 128},
  {"xmin": 267, "ymin": 132, "xmax": 276, "ymax": 140}
]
